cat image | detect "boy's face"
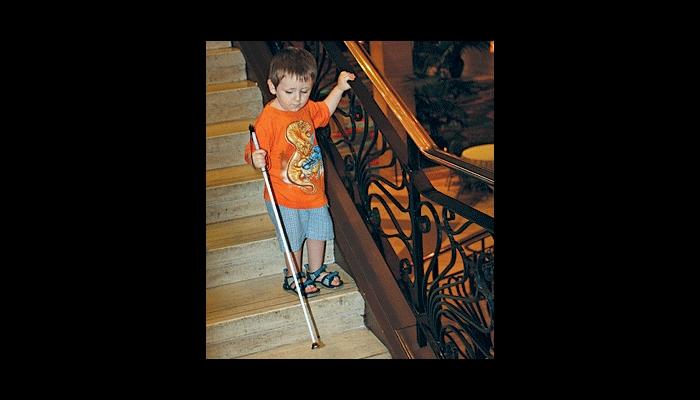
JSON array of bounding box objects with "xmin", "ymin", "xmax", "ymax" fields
[{"xmin": 268, "ymin": 74, "xmax": 312, "ymax": 112}]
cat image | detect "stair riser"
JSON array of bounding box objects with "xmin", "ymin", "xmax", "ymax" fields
[
  {"xmin": 206, "ymin": 291, "xmax": 365, "ymax": 346},
  {"xmin": 206, "ymin": 181, "xmax": 265, "ymax": 223},
  {"xmin": 206, "ymin": 239, "xmax": 335, "ymax": 288},
  {"xmin": 207, "ymin": 301, "xmax": 365, "ymax": 358},
  {"xmin": 240, "ymin": 329, "xmax": 391, "ymax": 359},
  {"xmin": 206, "ymin": 41, "xmax": 231, "ymax": 50},
  {"xmin": 206, "ymin": 133, "xmax": 249, "ymax": 170},
  {"xmin": 206, "ymin": 87, "xmax": 262, "ymax": 124},
  {"xmin": 206, "ymin": 51, "xmax": 246, "ymax": 84},
  {"xmin": 207, "ymin": 313, "xmax": 365, "ymax": 359}
]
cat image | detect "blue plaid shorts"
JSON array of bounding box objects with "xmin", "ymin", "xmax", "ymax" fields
[{"xmin": 265, "ymin": 202, "xmax": 334, "ymax": 253}]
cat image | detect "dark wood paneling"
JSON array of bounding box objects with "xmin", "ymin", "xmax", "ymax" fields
[{"xmin": 324, "ymin": 150, "xmax": 435, "ymax": 359}]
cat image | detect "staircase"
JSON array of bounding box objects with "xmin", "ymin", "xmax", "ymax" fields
[{"xmin": 205, "ymin": 41, "xmax": 391, "ymax": 359}]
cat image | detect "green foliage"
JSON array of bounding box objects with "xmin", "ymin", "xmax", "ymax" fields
[
  {"xmin": 412, "ymin": 41, "xmax": 489, "ymax": 78},
  {"xmin": 414, "ymin": 78, "xmax": 478, "ymax": 152},
  {"xmin": 412, "ymin": 41, "xmax": 491, "ymax": 155}
]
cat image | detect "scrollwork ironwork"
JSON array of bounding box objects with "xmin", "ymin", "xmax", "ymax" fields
[{"xmin": 269, "ymin": 41, "xmax": 494, "ymax": 359}]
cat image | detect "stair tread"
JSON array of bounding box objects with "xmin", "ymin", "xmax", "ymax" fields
[
  {"xmin": 240, "ymin": 328, "xmax": 389, "ymax": 359},
  {"xmin": 207, "ymin": 118, "xmax": 256, "ymax": 138},
  {"xmin": 206, "ymin": 46, "xmax": 240, "ymax": 56},
  {"xmin": 207, "ymin": 80, "xmax": 257, "ymax": 93},
  {"xmin": 206, "ymin": 265, "xmax": 357, "ymax": 326},
  {"xmin": 206, "ymin": 213, "xmax": 274, "ymax": 251},
  {"xmin": 365, "ymin": 352, "xmax": 393, "ymax": 359},
  {"xmin": 206, "ymin": 164, "xmax": 262, "ymax": 189}
]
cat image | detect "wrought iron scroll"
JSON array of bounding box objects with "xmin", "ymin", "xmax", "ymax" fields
[{"xmin": 267, "ymin": 41, "xmax": 494, "ymax": 359}]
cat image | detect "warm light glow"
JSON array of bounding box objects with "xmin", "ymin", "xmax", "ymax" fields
[{"xmin": 490, "ymin": 41, "xmax": 494, "ymax": 53}]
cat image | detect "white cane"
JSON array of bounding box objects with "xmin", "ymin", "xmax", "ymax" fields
[{"xmin": 249, "ymin": 125, "xmax": 320, "ymax": 350}]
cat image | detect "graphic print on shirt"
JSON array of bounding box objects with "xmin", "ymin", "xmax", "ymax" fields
[{"xmin": 285, "ymin": 120, "xmax": 323, "ymax": 194}]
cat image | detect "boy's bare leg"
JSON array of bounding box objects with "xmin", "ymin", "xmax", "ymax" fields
[
  {"xmin": 284, "ymin": 248, "xmax": 318, "ymax": 294},
  {"xmin": 306, "ymin": 239, "xmax": 340, "ymax": 286}
]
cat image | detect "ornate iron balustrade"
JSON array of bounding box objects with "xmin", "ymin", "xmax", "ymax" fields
[{"xmin": 269, "ymin": 41, "xmax": 494, "ymax": 359}]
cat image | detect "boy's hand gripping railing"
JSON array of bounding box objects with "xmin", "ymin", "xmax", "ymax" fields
[{"xmin": 249, "ymin": 125, "xmax": 321, "ymax": 350}]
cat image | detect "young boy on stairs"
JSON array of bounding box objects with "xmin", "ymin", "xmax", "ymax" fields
[{"xmin": 245, "ymin": 46, "xmax": 355, "ymax": 296}]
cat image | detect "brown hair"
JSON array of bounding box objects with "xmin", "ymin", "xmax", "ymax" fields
[{"xmin": 268, "ymin": 47, "xmax": 317, "ymax": 87}]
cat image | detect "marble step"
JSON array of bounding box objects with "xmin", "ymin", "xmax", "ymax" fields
[
  {"xmin": 206, "ymin": 164, "xmax": 264, "ymax": 223},
  {"xmin": 206, "ymin": 81, "xmax": 262, "ymax": 125},
  {"xmin": 206, "ymin": 46, "xmax": 247, "ymax": 84},
  {"xmin": 206, "ymin": 213, "xmax": 335, "ymax": 288},
  {"xmin": 206, "ymin": 41, "xmax": 231, "ymax": 50},
  {"xmin": 206, "ymin": 267, "xmax": 364, "ymax": 358},
  {"xmin": 240, "ymin": 327, "xmax": 390, "ymax": 359},
  {"xmin": 206, "ymin": 118, "xmax": 256, "ymax": 170},
  {"xmin": 365, "ymin": 351, "xmax": 393, "ymax": 359}
]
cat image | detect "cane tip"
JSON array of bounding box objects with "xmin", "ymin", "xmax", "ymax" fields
[{"xmin": 311, "ymin": 342, "xmax": 320, "ymax": 350}]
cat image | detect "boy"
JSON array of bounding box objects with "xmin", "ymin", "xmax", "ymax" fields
[{"xmin": 245, "ymin": 46, "xmax": 355, "ymax": 296}]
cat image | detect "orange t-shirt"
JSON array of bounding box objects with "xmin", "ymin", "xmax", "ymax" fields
[{"xmin": 244, "ymin": 100, "xmax": 330, "ymax": 209}]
